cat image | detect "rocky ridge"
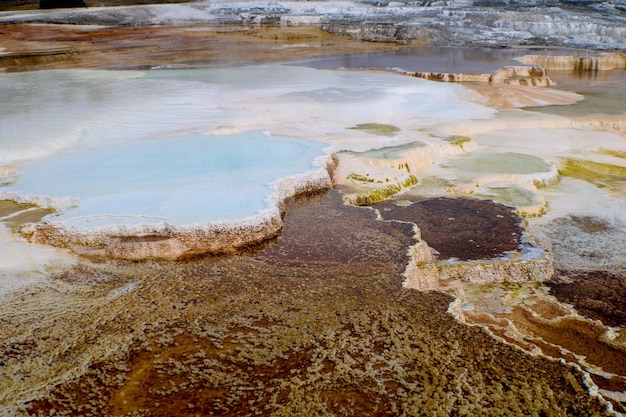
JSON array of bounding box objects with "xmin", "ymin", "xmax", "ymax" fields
[{"xmin": 0, "ymin": 0, "xmax": 625, "ymax": 50}]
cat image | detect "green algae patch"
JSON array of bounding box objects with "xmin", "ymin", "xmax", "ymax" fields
[
  {"xmin": 447, "ymin": 152, "xmax": 553, "ymax": 175},
  {"xmin": 405, "ymin": 176, "xmax": 456, "ymax": 196},
  {"xmin": 475, "ymin": 186, "xmax": 536, "ymax": 207},
  {"xmin": 473, "ymin": 186, "xmax": 548, "ymax": 218},
  {"xmin": 559, "ymin": 158, "xmax": 626, "ymax": 193},
  {"xmin": 444, "ymin": 135, "xmax": 471, "ymax": 150},
  {"xmin": 348, "ymin": 123, "xmax": 401, "ymax": 137}
]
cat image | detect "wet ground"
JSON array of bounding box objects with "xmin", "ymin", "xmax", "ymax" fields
[
  {"xmin": 1, "ymin": 191, "xmax": 611, "ymax": 416},
  {"xmin": 374, "ymin": 197, "xmax": 524, "ymax": 261},
  {"xmin": 550, "ymin": 270, "xmax": 626, "ymax": 328},
  {"xmin": 0, "ymin": 24, "xmax": 399, "ymax": 72},
  {"xmin": 257, "ymin": 192, "xmax": 416, "ymax": 269}
]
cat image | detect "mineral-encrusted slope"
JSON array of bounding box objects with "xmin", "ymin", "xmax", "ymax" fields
[{"xmin": 0, "ymin": 0, "xmax": 624, "ymax": 50}]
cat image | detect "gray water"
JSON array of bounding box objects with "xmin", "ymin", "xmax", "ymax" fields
[
  {"xmin": 302, "ymin": 46, "xmax": 599, "ymax": 73},
  {"xmin": 303, "ymin": 46, "xmax": 626, "ymax": 117},
  {"xmin": 533, "ymin": 69, "xmax": 626, "ymax": 117}
]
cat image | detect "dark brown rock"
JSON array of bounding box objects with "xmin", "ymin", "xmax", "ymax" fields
[
  {"xmin": 375, "ymin": 197, "xmax": 524, "ymax": 261},
  {"xmin": 550, "ymin": 270, "xmax": 626, "ymax": 327}
]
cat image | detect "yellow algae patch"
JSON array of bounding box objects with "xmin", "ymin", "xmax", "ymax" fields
[
  {"xmin": 0, "ymin": 202, "xmax": 55, "ymax": 232},
  {"xmin": 334, "ymin": 152, "xmax": 421, "ymax": 205},
  {"xmin": 443, "ymin": 135, "xmax": 471, "ymax": 149},
  {"xmin": 558, "ymin": 158, "xmax": 626, "ymax": 194},
  {"xmin": 596, "ymin": 148, "xmax": 626, "ymax": 160},
  {"xmin": 0, "ymin": 200, "xmax": 36, "ymax": 218},
  {"xmin": 346, "ymin": 172, "xmax": 380, "ymax": 183},
  {"xmin": 344, "ymin": 175, "xmax": 419, "ymax": 206}
]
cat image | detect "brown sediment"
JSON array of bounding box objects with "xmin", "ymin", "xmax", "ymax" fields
[
  {"xmin": 569, "ymin": 216, "xmax": 613, "ymax": 234},
  {"xmin": 505, "ymin": 303, "xmax": 626, "ymax": 413},
  {"xmin": 24, "ymin": 264, "xmax": 610, "ymax": 416},
  {"xmin": 0, "ymin": 190, "xmax": 612, "ymax": 416},
  {"xmin": 374, "ymin": 197, "xmax": 524, "ymax": 261},
  {"xmin": 3, "ymin": 207, "xmax": 55, "ymax": 230},
  {"xmin": 257, "ymin": 191, "xmax": 416, "ymax": 271},
  {"xmin": 522, "ymin": 295, "xmax": 571, "ymax": 320},
  {"xmin": 0, "ymin": 23, "xmax": 400, "ymax": 72},
  {"xmin": 456, "ymin": 281, "xmax": 626, "ymax": 413},
  {"xmin": 590, "ymin": 374, "xmax": 626, "ymax": 395},
  {"xmin": 0, "ymin": 200, "xmax": 36, "ymax": 217},
  {"xmin": 508, "ymin": 306, "xmax": 626, "ymax": 376},
  {"xmin": 550, "ymin": 270, "xmax": 626, "ymax": 328}
]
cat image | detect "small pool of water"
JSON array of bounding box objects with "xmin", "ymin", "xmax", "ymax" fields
[
  {"xmin": 530, "ymin": 69, "xmax": 626, "ymax": 117},
  {"xmin": 445, "ymin": 152, "xmax": 553, "ymax": 175},
  {"xmin": 302, "ymin": 46, "xmax": 596, "ymax": 73},
  {"xmin": 301, "ymin": 46, "xmax": 626, "ymax": 119}
]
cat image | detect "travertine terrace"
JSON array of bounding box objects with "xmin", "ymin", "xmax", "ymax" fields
[{"xmin": 1, "ymin": 4, "xmax": 626, "ymax": 415}]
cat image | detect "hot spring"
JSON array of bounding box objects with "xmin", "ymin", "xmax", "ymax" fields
[{"xmin": 1, "ymin": 35, "xmax": 625, "ymax": 415}]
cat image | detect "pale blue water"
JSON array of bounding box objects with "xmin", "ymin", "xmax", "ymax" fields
[{"xmin": 9, "ymin": 131, "xmax": 327, "ymax": 225}]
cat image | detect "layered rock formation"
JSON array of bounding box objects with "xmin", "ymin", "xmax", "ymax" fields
[
  {"xmin": 517, "ymin": 53, "xmax": 626, "ymax": 70},
  {"xmin": 318, "ymin": 1, "xmax": 626, "ymax": 49},
  {"xmin": 404, "ymin": 65, "xmax": 553, "ymax": 86},
  {"xmin": 0, "ymin": 0, "xmax": 625, "ymax": 50}
]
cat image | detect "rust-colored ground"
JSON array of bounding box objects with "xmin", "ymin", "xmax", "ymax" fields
[
  {"xmin": 1, "ymin": 192, "xmax": 610, "ymax": 416},
  {"xmin": 0, "ymin": 23, "xmax": 400, "ymax": 72}
]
